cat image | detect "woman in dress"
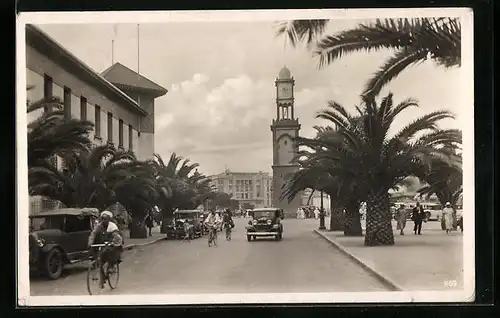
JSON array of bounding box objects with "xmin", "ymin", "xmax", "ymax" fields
[
  {"xmin": 442, "ymin": 202, "xmax": 454, "ymax": 234},
  {"xmin": 396, "ymin": 204, "xmax": 407, "ymax": 235}
]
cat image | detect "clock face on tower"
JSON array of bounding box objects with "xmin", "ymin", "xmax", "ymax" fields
[{"xmin": 278, "ymin": 84, "xmax": 292, "ymax": 99}]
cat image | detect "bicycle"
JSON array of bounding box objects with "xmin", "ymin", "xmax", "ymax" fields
[
  {"xmin": 86, "ymin": 242, "xmax": 120, "ymax": 295},
  {"xmin": 207, "ymin": 224, "xmax": 218, "ymax": 247}
]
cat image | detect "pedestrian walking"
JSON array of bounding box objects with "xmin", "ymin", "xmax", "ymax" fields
[
  {"xmin": 442, "ymin": 202, "xmax": 454, "ymax": 234},
  {"xmin": 314, "ymin": 207, "xmax": 320, "ymax": 220},
  {"xmin": 411, "ymin": 202, "xmax": 426, "ymax": 235},
  {"xmin": 396, "ymin": 204, "xmax": 407, "ymax": 235},
  {"xmin": 145, "ymin": 212, "xmax": 154, "ymax": 236},
  {"xmin": 182, "ymin": 221, "xmax": 193, "ymax": 243}
]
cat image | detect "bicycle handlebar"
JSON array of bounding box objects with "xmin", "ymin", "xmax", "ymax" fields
[{"xmin": 90, "ymin": 242, "xmax": 111, "ymax": 248}]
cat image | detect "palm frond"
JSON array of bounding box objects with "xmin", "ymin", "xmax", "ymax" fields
[{"xmin": 275, "ymin": 19, "xmax": 329, "ymax": 48}]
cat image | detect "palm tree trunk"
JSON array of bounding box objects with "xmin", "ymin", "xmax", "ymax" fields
[
  {"xmin": 329, "ymin": 197, "xmax": 343, "ymax": 231},
  {"xmin": 364, "ymin": 191, "xmax": 394, "ymax": 246},
  {"xmin": 343, "ymin": 200, "xmax": 362, "ymax": 236},
  {"xmin": 129, "ymin": 216, "xmax": 147, "ymax": 239}
]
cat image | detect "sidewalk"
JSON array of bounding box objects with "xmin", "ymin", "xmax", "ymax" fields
[
  {"xmin": 121, "ymin": 226, "xmax": 165, "ymax": 250},
  {"xmin": 315, "ymin": 225, "xmax": 464, "ymax": 291}
]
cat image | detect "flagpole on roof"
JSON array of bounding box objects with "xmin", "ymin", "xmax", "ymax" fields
[
  {"xmin": 137, "ymin": 24, "xmax": 140, "ymax": 74},
  {"xmin": 112, "ymin": 24, "xmax": 117, "ymax": 65}
]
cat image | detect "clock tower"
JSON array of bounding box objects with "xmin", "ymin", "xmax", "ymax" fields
[{"xmin": 271, "ymin": 66, "xmax": 302, "ymax": 216}]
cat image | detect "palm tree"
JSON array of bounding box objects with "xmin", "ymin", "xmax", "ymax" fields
[
  {"xmin": 283, "ymin": 125, "xmax": 364, "ymax": 236},
  {"xmin": 28, "ymin": 145, "xmax": 157, "ymax": 237},
  {"xmin": 149, "ymin": 153, "xmax": 212, "ymax": 232},
  {"xmin": 276, "ymin": 18, "xmax": 461, "ymax": 100},
  {"xmin": 304, "ymin": 93, "xmax": 461, "ymax": 246},
  {"xmin": 418, "ymin": 153, "xmax": 463, "ymax": 228},
  {"xmin": 27, "ymin": 87, "xmax": 94, "ymax": 168}
]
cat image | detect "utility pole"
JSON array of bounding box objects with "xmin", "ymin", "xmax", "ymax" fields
[{"xmin": 319, "ymin": 190, "xmax": 326, "ymax": 230}]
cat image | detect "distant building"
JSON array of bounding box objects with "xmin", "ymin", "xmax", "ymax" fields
[
  {"xmin": 209, "ymin": 170, "xmax": 273, "ymax": 208},
  {"xmin": 26, "ymin": 24, "xmax": 167, "ymax": 213}
]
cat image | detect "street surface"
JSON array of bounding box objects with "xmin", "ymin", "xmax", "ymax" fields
[{"xmin": 30, "ymin": 218, "xmax": 387, "ymax": 295}]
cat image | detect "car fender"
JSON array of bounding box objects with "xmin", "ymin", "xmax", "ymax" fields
[{"xmin": 41, "ymin": 243, "xmax": 67, "ymax": 261}]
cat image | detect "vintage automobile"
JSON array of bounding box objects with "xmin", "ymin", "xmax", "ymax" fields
[
  {"xmin": 29, "ymin": 208, "xmax": 99, "ymax": 280},
  {"xmin": 164, "ymin": 210, "xmax": 203, "ymax": 239},
  {"xmin": 421, "ymin": 203, "xmax": 443, "ymax": 221},
  {"xmin": 245, "ymin": 208, "xmax": 284, "ymax": 242}
]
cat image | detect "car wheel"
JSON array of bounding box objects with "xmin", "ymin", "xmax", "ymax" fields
[
  {"xmin": 247, "ymin": 235, "xmax": 251, "ymax": 242},
  {"xmin": 252, "ymin": 236, "xmax": 256, "ymax": 240},
  {"xmin": 43, "ymin": 248, "xmax": 63, "ymax": 280},
  {"xmin": 277, "ymin": 233, "xmax": 282, "ymax": 241}
]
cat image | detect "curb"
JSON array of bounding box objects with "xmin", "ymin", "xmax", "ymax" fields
[
  {"xmin": 313, "ymin": 229, "xmax": 403, "ymax": 292},
  {"xmin": 123, "ymin": 236, "xmax": 165, "ymax": 251}
]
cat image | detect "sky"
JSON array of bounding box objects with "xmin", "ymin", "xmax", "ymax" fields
[{"xmin": 37, "ymin": 20, "xmax": 463, "ymax": 176}]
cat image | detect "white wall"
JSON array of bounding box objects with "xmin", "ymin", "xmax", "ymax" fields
[
  {"xmin": 112, "ymin": 116, "xmax": 119, "ymax": 147},
  {"xmin": 132, "ymin": 128, "xmax": 139, "ymax": 156},
  {"xmin": 53, "ymin": 83, "xmax": 64, "ymax": 100},
  {"xmin": 138, "ymin": 131, "xmax": 154, "ymax": 161},
  {"xmin": 123, "ymin": 124, "xmax": 129, "ymax": 151},
  {"xmin": 26, "ymin": 69, "xmax": 44, "ymax": 123},
  {"xmin": 70, "ymin": 93, "xmax": 80, "ymax": 119},
  {"xmin": 100, "ymin": 108, "xmax": 108, "ymax": 142},
  {"xmin": 87, "ymin": 102, "xmax": 96, "ymax": 141}
]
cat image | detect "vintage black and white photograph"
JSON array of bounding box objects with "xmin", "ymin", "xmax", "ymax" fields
[{"xmin": 16, "ymin": 9, "xmax": 474, "ymax": 305}]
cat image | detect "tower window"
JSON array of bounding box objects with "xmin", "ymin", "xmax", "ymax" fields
[{"xmin": 284, "ymin": 140, "xmax": 288, "ymax": 145}]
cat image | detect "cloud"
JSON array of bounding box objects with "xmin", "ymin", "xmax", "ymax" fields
[{"xmin": 154, "ymin": 73, "xmax": 340, "ymax": 175}]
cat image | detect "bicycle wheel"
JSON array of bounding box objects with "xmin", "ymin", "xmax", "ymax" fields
[
  {"xmin": 86, "ymin": 260, "xmax": 103, "ymax": 295},
  {"xmin": 107, "ymin": 263, "xmax": 120, "ymax": 289}
]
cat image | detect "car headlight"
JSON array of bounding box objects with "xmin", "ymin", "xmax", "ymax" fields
[
  {"xmin": 267, "ymin": 220, "xmax": 272, "ymax": 225},
  {"xmin": 252, "ymin": 220, "xmax": 257, "ymax": 225},
  {"xmin": 37, "ymin": 238, "xmax": 45, "ymax": 247},
  {"xmin": 272, "ymin": 224, "xmax": 279, "ymax": 228}
]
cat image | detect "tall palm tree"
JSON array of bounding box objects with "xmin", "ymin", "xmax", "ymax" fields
[
  {"xmin": 149, "ymin": 153, "xmax": 213, "ymax": 232},
  {"xmin": 276, "ymin": 18, "xmax": 461, "ymax": 100},
  {"xmin": 27, "ymin": 88, "xmax": 94, "ymax": 168},
  {"xmin": 282, "ymin": 125, "xmax": 364, "ymax": 235},
  {"xmin": 306, "ymin": 93, "xmax": 461, "ymax": 246}
]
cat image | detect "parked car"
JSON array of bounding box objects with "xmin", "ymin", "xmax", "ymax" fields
[
  {"xmin": 422, "ymin": 203, "xmax": 442, "ymax": 221},
  {"xmin": 29, "ymin": 208, "xmax": 99, "ymax": 280},
  {"xmin": 164, "ymin": 210, "xmax": 203, "ymax": 239},
  {"xmin": 245, "ymin": 208, "xmax": 284, "ymax": 242}
]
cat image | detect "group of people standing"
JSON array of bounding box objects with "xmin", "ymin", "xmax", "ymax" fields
[
  {"xmin": 395, "ymin": 201, "xmax": 457, "ymax": 235},
  {"xmin": 296, "ymin": 207, "xmax": 322, "ymax": 219}
]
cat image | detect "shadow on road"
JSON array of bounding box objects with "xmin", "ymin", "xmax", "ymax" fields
[{"xmin": 30, "ymin": 263, "xmax": 89, "ymax": 281}]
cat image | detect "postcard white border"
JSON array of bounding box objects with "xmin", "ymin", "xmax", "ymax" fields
[{"xmin": 17, "ymin": 8, "xmax": 475, "ymax": 306}]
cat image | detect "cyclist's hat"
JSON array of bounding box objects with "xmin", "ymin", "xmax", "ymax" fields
[{"xmin": 101, "ymin": 211, "xmax": 113, "ymax": 219}]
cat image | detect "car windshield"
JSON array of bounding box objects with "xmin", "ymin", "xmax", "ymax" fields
[
  {"xmin": 30, "ymin": 215, "xmax": 65, "ymax": 231},
  {"xmin": 253, "ymin": 211, "xmax": 274, "ymax": 219},
  {"xmin": 176, "ymin": 213, "xmax": 195, "ymax": 220}
]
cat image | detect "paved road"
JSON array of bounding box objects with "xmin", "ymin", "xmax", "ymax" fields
[{"xmin": 30, "ymin": 218, "xmax": 387, "ymax": 295}]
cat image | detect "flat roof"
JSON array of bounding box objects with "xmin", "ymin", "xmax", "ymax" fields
[{"xmin": 26, "ymin": 24, "xmax": 147, "ymax": 116}]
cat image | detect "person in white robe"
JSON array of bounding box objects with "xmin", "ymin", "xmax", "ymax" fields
[{"xmin": 442, "ymin": 202, "xmax": 454, "ymax": 234}]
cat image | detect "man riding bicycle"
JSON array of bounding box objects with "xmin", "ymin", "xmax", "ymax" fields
[
  {"xmin": 222, "ymin": 209, "xmax": 234, "ymax": 240},
  {"xmin": 87, "ymin": 211, "xmax": 124, "ymax": 289},
  {"xmin": 204, "ymin": 209, "xmax": 221, "ymax": 244}
]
